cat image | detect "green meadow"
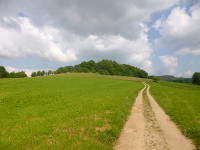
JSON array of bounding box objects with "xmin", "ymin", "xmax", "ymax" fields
[
  {"xmin": 150, "ymin": 81, "xmax": 200, "ymax": 149},
  {"xmin": 0, "ymin": 73, "xmax": 143, "ymax": 150}
]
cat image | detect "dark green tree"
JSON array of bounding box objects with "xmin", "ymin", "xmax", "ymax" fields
[
  {"xmin": 47, "ymin": 70, "xmax": 53, "ymax": 75},
  {"xmin": 36, "ymin": 71, "xmax": 42, "ymax": 76},
  {"xmin": 96, "ymin": 60, "xmax": 120, "ymax": 75},
  {"xmin": 55, "ymin": 66, "xmax": 74, "ymax": 74},
  {"xmin": 41, "ymin": 70, "xmax": 45, "ymax": 76},
  {"xmin": 74, "ymin": 60, "xmax": 96, "ymax": 73},
  {"xmin": 31, "ymin": 72, "xmax": 37, "ymax": 77},
  {"xmin": 0, "ymin": 66, "xmax": 9, "ymax": 78},
  {"xmin": 192, "ymin": 72, "xmax": 200, "ymax": 85},
  {"xmin": 14, "ymin": 72, "xmax": 27, "ymax": 78},
  {"xmin": 8, "ymin": 72, "xmax": 16, "ymax": 78}
]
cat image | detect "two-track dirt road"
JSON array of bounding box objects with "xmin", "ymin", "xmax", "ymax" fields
[{"xmin": 114, "ymin": 83, "xmax": 196, "ymax": 150}]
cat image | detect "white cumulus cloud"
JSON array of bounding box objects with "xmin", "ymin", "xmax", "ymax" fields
[
  {"xmin": 0, "ymin": 16, "xmax": 77, "ymax": 62},
  {"xmin": 155, "ymin": 2, "xmax": 200, "ymax": 53},
  {"xmin": 0, "ymin": 16, "xmax": 154, "ymax": 73},
  {"xmin": 159, "ymin": 55, "xmax": 178, "ymax": 75},
  {"xmin": 0, "ymin": 0, "xmax": 181, "ymax": 74},
  {"xmin": 176, "ymin": 48, "xmax": 200, "ymax": 56}
]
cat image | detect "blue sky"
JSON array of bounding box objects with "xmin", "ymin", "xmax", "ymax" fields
[{"xmin": 0, "ymin": 0, "xmax": 199, "ymax": 77}]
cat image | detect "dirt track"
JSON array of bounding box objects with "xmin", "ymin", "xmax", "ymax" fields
[{"xmin": 114, "ymin": 83, "xmax": 196, "ymax": 150}]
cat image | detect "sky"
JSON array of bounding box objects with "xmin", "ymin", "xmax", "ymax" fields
[{"xmin": 0, "ymin": 0, "xmax": 199, "ymax": 77}]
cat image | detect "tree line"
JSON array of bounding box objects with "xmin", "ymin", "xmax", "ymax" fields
[
  {"xmin": 149, "ymin": 73, "xmax": 200, "ymax": 85},
  {"xmin": 0, "ymin": 66, "xmax": 27, "ymax": 78},
  {"xmin": 2, "ymin": 60, "xmax": 199, "ymax": 85},
  {"xmin": 31, "ymin": 70, "xmax": 54, "ymax": 77},
  {"xmin": 54, "ymin": 60, "xmax": 148, "ymax": 78}
]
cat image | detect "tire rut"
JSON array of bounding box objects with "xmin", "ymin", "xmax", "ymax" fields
[{"xmin": 143, "ymin": 85, "xmax": 169, "ymax": 150}]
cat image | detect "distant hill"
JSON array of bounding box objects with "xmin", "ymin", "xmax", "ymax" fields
[
  {"xmin": 55, "ymin": 59, "xmax": 148, "ymax": 78},
  {"xmin": 158, "ymin": 75, "xmax": 192, "ymax": 83}
]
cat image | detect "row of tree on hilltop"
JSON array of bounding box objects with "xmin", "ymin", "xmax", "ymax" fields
[
  {"xmin": 31, "ymin": 70, "xmax": 54, "ymax": 77},
  {"xmin": 31, "ymin": 60, "xmax": 148, "ymax": 78},
  {"xmin": 2, "ymin": 60, "xmax": 199, "ymax": 85},
  {"xmin": 0, "ymin": 66, "xmax": 27, "ymax": 78},
  {"xmin": 54, "ymin": 60, "xmax": 148, "ymax": 78}
]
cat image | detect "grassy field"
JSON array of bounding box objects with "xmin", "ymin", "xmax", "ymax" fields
[
  {"xmin": 0, "ymin": 73, "xmax": 143, "ymax": 150},
  {"xmin": 150, "ymin": 81, "xmax": 200, "ymax": 150}
]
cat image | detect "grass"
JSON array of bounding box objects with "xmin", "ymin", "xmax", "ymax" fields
[
  {"xmin": 150, "ymin": 81, "xmax": 200, "ymax": 150},
  {"xmin": 0, "ymin": 73, "xmax": 143, "ymax": 150}
]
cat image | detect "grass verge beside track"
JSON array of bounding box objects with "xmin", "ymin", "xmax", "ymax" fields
[{"xmin": 150, "ymin": 81, "xmax": 200, "ymax": 150}]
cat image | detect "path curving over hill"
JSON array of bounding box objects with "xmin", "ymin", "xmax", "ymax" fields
[{"xmin": 114, "ymin": 83, "xmax": 196, "ymax": 150}]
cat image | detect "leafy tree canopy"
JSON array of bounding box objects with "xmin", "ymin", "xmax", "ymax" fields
[
  {"xmin": 54, "ymin": 59, "xmax": 148, "ymax": 78},
  {"xmin": 9, "ymin": 71, "xmax": 27, "ymax": 78},
  {"xmin": 0, "ymin": 66, "xmax": 9, "ymax": 78},
  {"xmin": 192, "ymin": 72, "xmax": 200, "ymax": 85},
  {"xmin": 0, "ymin": 66, "xmax": 27, "ymax": 78}
]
